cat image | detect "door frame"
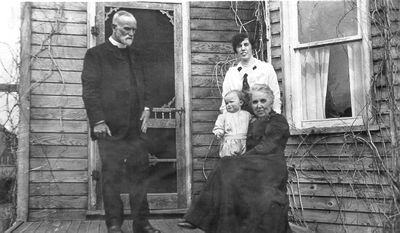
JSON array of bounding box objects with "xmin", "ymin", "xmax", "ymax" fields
[{"xmin": 86, "ymin": 1, "xmax": 192, "ymax": 214}]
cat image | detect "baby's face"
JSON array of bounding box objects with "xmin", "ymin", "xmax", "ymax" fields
[{"xmin": 224, "ymin": 92, "xmax": 242, "ymax": 113}]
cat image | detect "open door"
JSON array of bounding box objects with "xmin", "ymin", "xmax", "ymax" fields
[{"xmin": 88, "ymin": 2, "xmax": 189, "ymax": 214}]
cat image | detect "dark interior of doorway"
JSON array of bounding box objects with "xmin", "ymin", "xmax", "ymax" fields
[{"xmin": 105, "ymin": 7, "xmax": 177, "ymax": 193}]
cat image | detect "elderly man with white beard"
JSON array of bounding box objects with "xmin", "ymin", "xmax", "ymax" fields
[{"xmin": 81, "ymin": 10, "xmax": 160, "ymax": 233}]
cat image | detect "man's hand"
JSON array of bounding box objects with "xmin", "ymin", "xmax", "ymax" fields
[
  {"xmin": 140, "ymin": 110, "xmax": 150, "ymax": 133},
  {"xmin": 93, "ymin": 122, "xmax": 112, "ymax": 138}
]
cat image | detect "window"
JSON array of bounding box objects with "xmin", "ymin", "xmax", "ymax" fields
[{"xmin": 282, "ymin": 0, "xmax": 372, "ymax": 129}]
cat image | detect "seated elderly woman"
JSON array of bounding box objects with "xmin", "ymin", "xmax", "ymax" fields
[{"xmin": 178, "ymin": 84, "xmax": 292, "ymax": 233}]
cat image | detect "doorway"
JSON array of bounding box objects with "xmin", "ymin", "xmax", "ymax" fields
[{"xmin": 88, "ymin": 2, "xmax": 189, "ymax": 213}]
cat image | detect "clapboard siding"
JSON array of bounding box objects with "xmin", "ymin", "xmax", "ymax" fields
[
  {"xmin": 32, "ymin": 33, "xmax": 87, "ymax": 47},
  {"xmin": 30, "ymin": 145, "xmax": 87, "ymax": 158},
  {"xmin": 26, "ymin": 2, "xmax": 88, "ymax": 221},
  {"xmin": 31, "ymin": 70, "xmax": 83, "ymax": 84}
]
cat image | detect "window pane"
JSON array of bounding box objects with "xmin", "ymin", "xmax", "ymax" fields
[
  {"xmin": 298, "ymin": 1, "xmax": 358, "ymax": 43},
  {"xmin": 325, "ymin": 44, "xmax": 351, "ymax": 118},
  {"xmin": 301, "ymin": 42, "xmax": 362, "ymax": 120}
]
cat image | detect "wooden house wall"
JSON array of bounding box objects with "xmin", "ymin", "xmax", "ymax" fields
[{"xmin": 26, "ymin": 2, "xmax": 89, "ymax": 221}]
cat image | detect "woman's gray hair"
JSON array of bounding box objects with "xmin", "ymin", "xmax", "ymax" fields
[{"xmin": 249, "ymin": 84, "xmax": 274, "ymax": 105}]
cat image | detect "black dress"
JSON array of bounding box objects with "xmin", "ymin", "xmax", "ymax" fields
[{"xmin": 184, "ymin": 111, "xmax": 292, "ymax": 233}]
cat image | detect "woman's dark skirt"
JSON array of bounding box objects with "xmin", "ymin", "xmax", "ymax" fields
[{"xmin": 184, "ymin": 154, "xmax": 292, "ymax": 233}]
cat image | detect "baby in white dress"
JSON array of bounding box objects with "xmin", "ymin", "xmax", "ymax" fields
[{"xmin": 213, "ymin": 90, "xmax": 252, "ymax": 157}]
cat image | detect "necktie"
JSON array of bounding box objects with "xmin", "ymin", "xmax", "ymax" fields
[{"xmin": 242, "ymin": 73, "xmax": 249, "ymax": 92}]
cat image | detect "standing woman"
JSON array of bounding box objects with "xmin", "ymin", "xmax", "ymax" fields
[
  {"xmin": 220, "ymin": 33, "xmax": 281, "ymax": 114},
  {"xmin": 178, "ymin": 84, "xmax": 292, "ymax": 233}
]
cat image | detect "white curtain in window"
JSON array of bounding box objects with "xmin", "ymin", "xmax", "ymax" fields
[
  {"xmin": 348, "ymin": 42, "xmax": 364, "ymax": 118},
  {"xmin": 300, "ymin": 47, "xmax": 330, "ymax": 120}
]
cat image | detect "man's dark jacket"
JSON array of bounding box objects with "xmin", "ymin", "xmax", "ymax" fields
[{"xmin": 81, "ymin": 40, "xmax": 153, "ymax": 140}]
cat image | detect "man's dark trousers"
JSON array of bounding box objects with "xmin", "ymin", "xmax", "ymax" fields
[{"xmin": 98, "ymin": 134, "xmax": 151, "ymax": 228}]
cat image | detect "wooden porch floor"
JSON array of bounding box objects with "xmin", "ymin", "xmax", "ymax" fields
[{"xmin": 6, "ymin": 219, "xmax": 204, "ymax": 233}]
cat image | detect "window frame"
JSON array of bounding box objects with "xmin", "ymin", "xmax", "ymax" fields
[{"xmin": 282, "ymin": 0, "xmax": 373, "ymax": 130}]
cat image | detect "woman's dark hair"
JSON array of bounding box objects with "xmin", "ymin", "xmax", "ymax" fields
[{"xmin": 231, "ymin": 33, "xmax": 256, "ymax": 54}]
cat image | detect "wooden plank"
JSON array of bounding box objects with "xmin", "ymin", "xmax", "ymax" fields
[
  {"xmin": 31, "ymin": 45, "xmax": 87, "ymax": 59},
  {"xmin": 66, "ymin": 221, "xmax": 81, "ymax": 233},
  {"xmin": 289, "ymin": 170, "xmax": 390, "ymax": 185},
  {"xmin": 285, "ymin": 143, "xmax": 384, "ymax": 157},
  {"xmin": 193, "ymin": 169, "xmax": 391, "ymax": 185},
  {"xmin": 192, "ymin": 99, "xmax": 220, "ymax": 111},
  {"xmin": 270, "ymin": 35, "xmax": 282, "ymax": 47},
  {"xmin": 287, "ymin": 134, "xmax": 384, "ymax": 145},
  {"xmin": 192, "ymin": 110, "xmax": 220, "ymax": 122},
  {"xmin": 31, "ymin": 145, "xmax": 88, "ymax": 158},
  {"xmin": 192, "ymin": 87, "xmax": 222, "ymax": 98},
  {"xmin": 191, "ymin": 31, "xmax": 239, "ymax": 42},
  {"xmin": 30, "ymin": 171, "xmax": 88, "ymax": 183},
  {"xmin": 31, "ymin": 2, "xmax": 87, "ymax": 11},
  {"xmin": 270, "ymin": 8, "xmax": 281, "ymax": 24},
  {"xmin": 16, "ymin": 2, "xmax": 32, "ymax": 222},
  {"xmin": 99, "ymin": 221, "xmax": 107, "ymax": 233},
  {"xmin": 287, "ymin": 183, "xmax": 392, "ymax": 199},
  {"xmin": 289, "ymin": 196, "xmax": 391, "ymax": 213},
  {"xmin": 31, "ymin": 96, "xmax": 84, "ymax": 108},
  {"xmin": 29, "ymin": 196, "xmax": 87, "ymax": 209},
  {"xmin": 30, "ymin": 133, "xmax": 88, "ymax": 146},
  {"xmin": 190, "ymin": 8, "xmax": 254, "ymax": 20},
  {"xmin": 17, "ymin": 221, "xmax": 42, "ymax": 233},
  {"xmin": 292, "ymin": 209, "xmax": 384, "ymax": 227},
  {"xmin": 192, "ymin": 75, "xmax": 224, "ymax": 88},
  {"xmin": 32, "ymin": 21, "xmax": 86, "ymax": 35},
  {"xmin": 192, "ymin": 53, "xmax": 235, "ymax": 65},
  {"xmin": 10, "ymin": 221, "xmax": 33, "ymax": 233},
  {"xmin": 286, "ymin": 156, "xmax": 391, "ymax": 171},
  {"xmin": 192, "ymin": 133, "xmax": 220, "ymax": 146},
  {"xmin": 53, "ymin": 220, "xmax": 72, "ymax": 233},
  {"xmin": 147, "ymin": 119, "xmax": 176, "ymax": 128},
  {"xmin": 44, "ymin": 220, "xmax": 62, "ymax": 233},
  {"xmin": 32, "ymin": 33, "xmax": 87, "ymax": 47},
  {"xmin": 190, "ymin": 1, "xmax": 253, "ymax": 9},
  {"xmin": 31, "ymin": 108, "xmax": 87, "ymax": 121},
  {"xmin": 30, "ymin": 120, "xmax": 87, "ymax": 133},
  {"xmin": 192, "ymin": 122, "xmax": 215, "ymax": 133},
  {"xmin": 31, "ymin": 70, "xmax": 82, "ymax": 84},
  {"xmin": 35, "ymin": 221, "xmax": 51, "ymax": 232},
  {"xmin": 191, "ymin": 19, "xmax": 255, "ymax": 31},
  {"xmin": 32, "ymin": 9, "xmax": 87, "ymax": 23},
  {"xmin": 28, "ymin": 210, "xmax": 86, "ymax": 221},
  {"xmin": 120, "ymin": 193, "xmax": 178, "ymax": 209},
  {"xmin": 76, "ymin": 221, "xmax": 90, "ymax": 233},
  {"xmin": 192, "ymin": 145, "xmax": 219, "ymax": 158},
  {"xmin": 19, "ymin": 221, "xmax": 43, "ymax": 233},
  {"xmin": 30, "ymin": 158, "xmax": 88, "ymax": 171},
  {"xmin": 30, "ymin": 183, "xmax": 88, "ymax": 196},
  {"xmin": 191, "ymin": 64, "xmax": 219, "ymax": 76},
  {"xmin": 191, "ymin": 42, "xmax": 232, "ymax": 53},
  {"xmin": 305, "ymin": 222, "xmax": 383, "ymax": 233},
  {"xmin": 31, "ymin": 58, "xmax": 83, "ymax": 72}
]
